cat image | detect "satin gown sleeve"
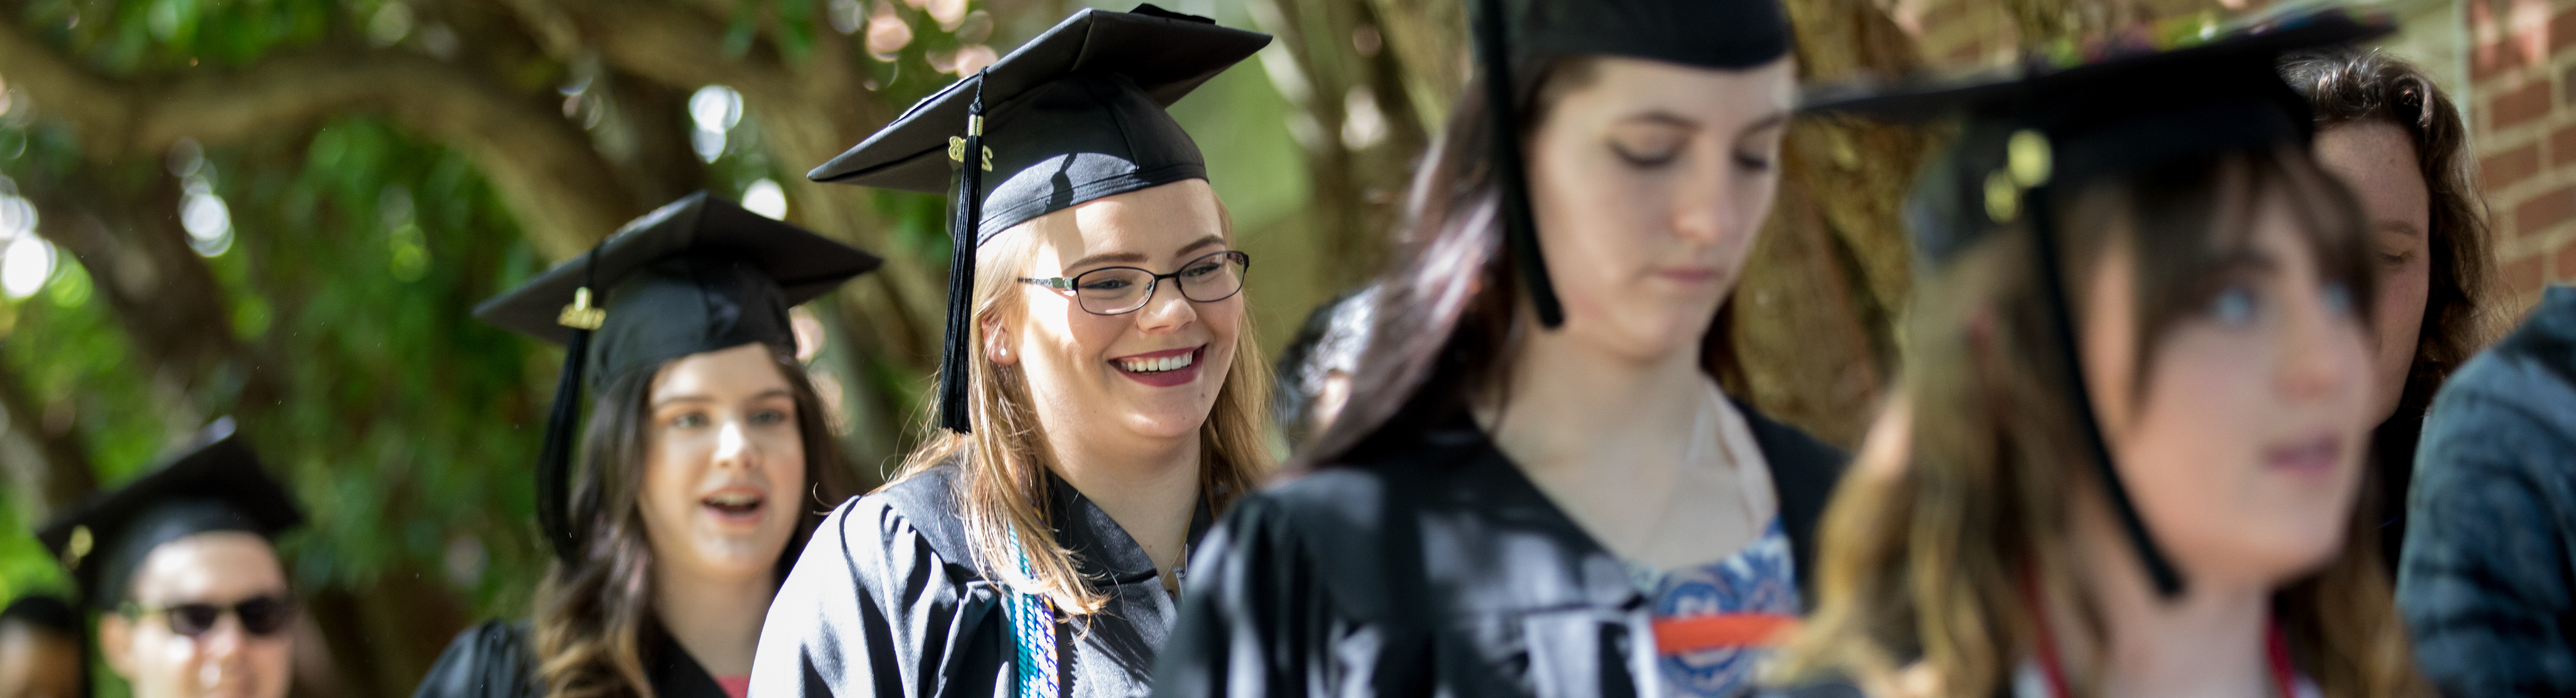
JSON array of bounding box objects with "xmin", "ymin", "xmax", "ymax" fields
[
  {"xmin": 750, "ymin": 493, "xmax": 1012, "ymax": 698},
  {"xmin": 414, "ymin": 621, "xmax": 539, "ymax": 698}
]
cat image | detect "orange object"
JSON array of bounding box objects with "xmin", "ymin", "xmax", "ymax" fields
[{"xmin": 1651, "ymin": 614, "xmax": 1800, "ymax": 655}]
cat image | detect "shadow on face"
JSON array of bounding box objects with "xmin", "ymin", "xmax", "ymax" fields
[
  {"xmin": 2312, "ymin": 120, "xmax": 2430, "ymax": 426},
  {"xmin": 98, "ymin": 533, "xmax": 291, "ymax": 698}
]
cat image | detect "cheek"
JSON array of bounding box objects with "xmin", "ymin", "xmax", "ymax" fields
[{"xmin": 640, "ymin": 433, "xmax": 704, "ymax": 521}]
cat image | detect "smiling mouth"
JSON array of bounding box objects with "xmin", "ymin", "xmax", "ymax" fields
[{"xmin": 1115, "ymin": 349, "xmax": 1198, "ymax": 374}]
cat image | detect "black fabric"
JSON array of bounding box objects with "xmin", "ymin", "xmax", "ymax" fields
[
  {"xmin": 1148, "ymin": 406, "xmax": 1846, "ymax": 698},
  {"xmin": 748, "ymin": 463, "xmax": 1215, "ymax": 698},
  {"xmin": 412, "ymin": 622, "xmax": 731, "ymax": 698},
  {"xmin": 1502, "ymin": 0, "xmax": 1789, "ymax": 71},
  {"xmin": 35, "ymin": 419, "xmax": 301, "ymax": 610}
]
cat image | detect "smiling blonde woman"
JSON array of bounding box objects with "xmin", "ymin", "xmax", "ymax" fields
[{"xmin": 750, "ymin": 8, "xmax": 1274, "ymax": 698}]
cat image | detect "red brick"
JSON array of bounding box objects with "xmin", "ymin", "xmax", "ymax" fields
[
  {"xmin": 2553, "ymin": 8, "xmax": 2576, "ymax": 54},
  {"xmin": 2558, "ymin": 239, "xmax": 2576, "ymax": 281},
  {"xmin": 2492, "ymin": 80, "xmax": 2555, "ymax": 129},
  {"xmin": 2551, "ymin": 125, "xmax": 2576, "ymax": 167},
  {"xmin": 2475, "ymin": 40, "xmax": 2532, "ymax": 83},
  {"xmin": 2518, "ymin": 186, "xmax": 2576, "ymax": 237},
  {"xmin": 2487, "ymin": 144, "xmax": 2542, "ymax": 188},
  {"xmin": 2507, "ymin": 255, "xmax": 2546, "ymax": 295}
]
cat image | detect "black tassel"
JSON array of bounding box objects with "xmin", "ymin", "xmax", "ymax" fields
[
  {"xmin": 538, "ymin": 248, "xmax": 606, "ymax": 566},
  {"xmin": 940, "ymin": 75, "xmax": 990, "ymax": 434},
  {"xmin": 1472, "ymin": 0, "xmax": 1564, "ymax": 329},
  {"xmin": 2025, "ymin": 183, "xmax": 2186, "ymax": 598},
  {"xmin": 537, "ymin": 327, "xmax": 589, "ymax": 565}
]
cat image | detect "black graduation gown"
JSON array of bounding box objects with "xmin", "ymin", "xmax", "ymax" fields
[
  {"xmin": 412, "ymin": 620, "xmax": 732, "ymax": 698},
  {"xmin": 750, "ymin": 463, "xmax": 1215, "ymax": 698},
  {"xmin": 1148, "ymin": 404, "xmax": 1847, "ymax": 698}
]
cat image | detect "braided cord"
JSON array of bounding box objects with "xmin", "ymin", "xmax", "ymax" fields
[{"xmin": 1005, "ymin": 533, "xmax": 1060, "ymax": 698}]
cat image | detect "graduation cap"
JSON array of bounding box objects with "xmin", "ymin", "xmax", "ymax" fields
[
  {"xmin": 810, "ymin": 4, "xmax": 1269, "ymax": 433},
  {"xmin": 1803, "ymin": 10, "xmax": 2391, "ymax": 598},
  {"xmin": 474, "ymin": 192, "xmax": 883, "ymax": 564},
  {"xmin": 1467, "ymin": 0, "xmax": 1794, "ymax": 329},
  {"xmin": 35, "ymin": 418, "xmax": 302, "ymax": 610}
]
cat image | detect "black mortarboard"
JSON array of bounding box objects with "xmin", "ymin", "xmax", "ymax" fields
[
  {"xmin": 810, "ymin": 5, "xmax": 1268, "ymax": 433},
  {"xmin": 1803, "ymin": 10, "xmax": 2391, "ymax": 598},
  {"xmin": 474, "ymin": 192, "xmax": 882, "ymax": 564},
  {"xmin": 35, "ymin": 419, "xmax": 302, "ymax": 610},
  {"xmin": 1470, "ymin": 0, "xmax": 1794, "ymax": 329}
]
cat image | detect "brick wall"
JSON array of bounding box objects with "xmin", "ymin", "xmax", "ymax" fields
[{"xmin": 2468, "ymin": 0, "xmax": 2576, "ymax": 307}]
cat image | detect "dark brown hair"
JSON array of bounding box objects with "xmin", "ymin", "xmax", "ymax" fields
[
  {"xmin": 1304, "ymin": 55, "xmax": 1753, "ymax": 466},
  {"xmin": 531, "ymin": 348, "xmax": 857, "ymax": 698},
  {"xmin": 1774, "ymin": 147, "xmax": 2427, "ymax": 698},
  {"xmin": 2280, "ymin": 48, "xmax": 2497, "ymax": 567}
]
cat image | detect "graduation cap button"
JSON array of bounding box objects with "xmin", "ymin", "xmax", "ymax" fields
[{"xmin": 557, "ymin": 287, "xmax": 607, "ymax": 330}]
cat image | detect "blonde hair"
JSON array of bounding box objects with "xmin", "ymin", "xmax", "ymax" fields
[
  {"xmin": 1772, "ymin": 149, "xmax": 2427, "ymax": 698},
  {"xmin": 884, "ymin": 193, "xmax": 1272, "ymax": 614}
]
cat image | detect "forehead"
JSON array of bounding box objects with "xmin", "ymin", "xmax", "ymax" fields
[
  {"xmin": 650, "ymin": 343, "xmax": 790, "ymax": 400},
  {"xmin": 1019, "ymin": 179, "xmax": 1225, "ymax": 271},
  {"xmin": 127, "ymin": 532, "xmax": 286, "ymax": 603},
  {"xmin": 1556, "ymin": 55, "xmax": 1795, "ymax": 122}
]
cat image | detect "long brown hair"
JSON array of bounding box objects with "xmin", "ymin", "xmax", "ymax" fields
[
  {"xmin": 884, "ymin": 200, "xmax": 1272, "ymax": 615},
  {"xmin": 531, "ymin": 348, "xmax": 858, "ymax": 698},
  {"xmin": 2279, "ymin": 48, "xmax": 2498, "ymax": 566},
  {"xmin": 1772, "ymin": 146, "xmax": 2427, "ymax": 698},
  {"xmin": 1306, "ymin": 55, "xmax": 1763, "ymax": 466}
]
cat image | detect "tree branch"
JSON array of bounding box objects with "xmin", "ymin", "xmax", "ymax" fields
[{"xmin": 0, "ymin": 17, "xmax": 639, "ymax": 260}]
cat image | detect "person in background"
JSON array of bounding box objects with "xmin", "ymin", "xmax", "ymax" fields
[
  {"xmin": 413, "ymin": 193, "xmax": 875, "ymax": 698},
  {"xmin": 36, "ymin": 420, "xmax": 305, "ymax": 698},
  {"xmin": 0, "ymin": 595, "xmax": 86, "ymax": 698},
  {"xmin": 2394, "ymin": 286, "xmax": 2576, "ymax": 689},
  {"xmin": 1774, "ymin": 14, "xmax": 2426, "ymax": 698},
  {"xmin": 752, "ymin": 7, "xmax": 1273, "ymax": 698},
  {"xmin": 1272, "ymin": 285, "xmax": 1376, "ymax": 449},
  {"xmin": 1151, "ymin": 0, "xmax": 1848, "ymax": 695},
  {"xmin": 2281, "ymin": 47, "xmax": 2498, "ymax": 572}
]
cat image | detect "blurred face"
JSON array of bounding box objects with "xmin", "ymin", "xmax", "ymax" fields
[
  {"xmin": 638, "ymin": 343, "xmax": 809, "ymax": 583},
  {"xmin": 98, "ymin": 533, "xmax": 291, "ymax": 698},
  {"xmin": 1525, "ymin": 55, "xmax": 1794, "ymax": 361},
  {"xmin": 990, "ymin": 179, "xmax": 1242, "ymax": 443},
  {"xmin": 0, "ymin": 622, "xmax": 82, "ymax": 698},
  {"xmin": 2313, "ymin": 121, "xmax": 2431, "ymax": 425},
  {"xmin": 2081, "ymin": 191, "xmax": 2375, "ymax": 589}
]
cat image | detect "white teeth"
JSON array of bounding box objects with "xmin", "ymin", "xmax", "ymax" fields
[
  {"xmin": 1119, "ymin": 351, "xmax": 1195, "ymax": 373},
  {"xmin": 706, "ymin": 493, "xmax": 759, "ymax": 507}
]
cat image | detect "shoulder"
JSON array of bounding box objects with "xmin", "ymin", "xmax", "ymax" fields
[
  {"xmin": 1735, "ymin": 401, "xmax": 1848, "ymax": 479},
  {"xmin": 413, "ymin": 620, "xmax": 536, "ymax": 698},
  {"xmin": 2418, "ymin": 317, "xmax": 2576, "ymax": 479},
  {"xmin": 810, "ymin": 466, "xmax": 985, "ymax": 582}
]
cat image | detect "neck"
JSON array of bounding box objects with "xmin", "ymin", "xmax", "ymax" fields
[
  {"xmin": 1048, "ymin": 428, "xmax": 1202, "ymax": 580},
  {"xmin": 2061, "ymin": 503, "xmax": 2278, "ymax": 698},
  {"xmin": 653, "ymin": 561, "xmax": 777, "ymax": 677},
  {"xmin": 1480, "ymin": 319, "xmax": 1711, "ymax": 474}
]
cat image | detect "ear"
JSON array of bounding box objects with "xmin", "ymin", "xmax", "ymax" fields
[
  {"xmin": 97, "ymin": 612, "xmax": 138, "ymax": 679},
  {"xmin": 982, "ymin": 313, "xmax": 1017, "ymax": 366}
]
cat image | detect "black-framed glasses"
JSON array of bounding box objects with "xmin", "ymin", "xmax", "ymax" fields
[
  {"xmin": 120, "ymin": 594, "xmax": 294, "ymax": 637},
  {"xmin": 1020, "ymin": 250, "xmax": 1251, "ymax": 316}
]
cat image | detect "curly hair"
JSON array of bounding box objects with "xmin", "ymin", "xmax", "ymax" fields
[{"xmin": 2280, "ymin": 47, "xmax": 2499, "ymax": 569}]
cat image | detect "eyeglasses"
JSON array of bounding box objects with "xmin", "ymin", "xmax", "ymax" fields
[
  {"xmin": 1019, "ymin": 250, "xmax": 1251, "ymax": 316},
  {"xmin": 120, "ymin": 594, "xmax": 294, "ymax": 637}
]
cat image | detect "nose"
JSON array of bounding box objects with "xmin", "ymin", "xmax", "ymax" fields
[
  {"xmin": 1132, "ymin": 277, "xmax": 1200, "ymax": 333},
  {"xmin": 713, "ymin": 419, "xmax": 759, "ymax": 471},
  {"xmin": 1670, "ymin": 147, "xmax": 1733, "ymax": 245},
  {"xmin": 194, "ymin": 619, "xmax": 248, "ymax": 688}
]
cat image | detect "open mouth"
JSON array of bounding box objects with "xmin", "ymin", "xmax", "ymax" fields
[
  {"xmin": 1110, "ymin": 345, "xmax": 1206, "ymax": 388},
  {"xmin": 701, "ymin": 490, "xmax": 766, "ymax": 522}
]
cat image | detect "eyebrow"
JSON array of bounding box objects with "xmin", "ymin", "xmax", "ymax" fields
[
  {"xmin": 2373, "ymin": 219, "xmax": 2425, "ymax": 238},
  {"xmin": 1737, "ymin": 111, "xmax": 1791, "ymax": 138},
  {"xmin": 1066, "ymin": 234, "xmax": 1228, "ymax": 271},
  {"xmin": 650, "ymin": 388, "xmax": 793, "ymax": 410}
]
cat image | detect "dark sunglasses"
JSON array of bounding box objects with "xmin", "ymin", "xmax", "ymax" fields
[{"xmin": 120, "ymin": 594, "xmax": 295, "ymax": 637}]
